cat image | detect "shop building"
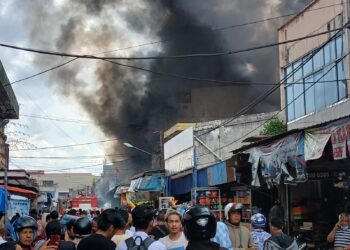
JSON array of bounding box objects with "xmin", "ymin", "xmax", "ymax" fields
[{"xmin": 163, "ymin": 112, "xmax": 278, "ymax": 222}]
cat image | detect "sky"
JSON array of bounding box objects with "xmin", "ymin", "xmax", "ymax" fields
[{"xmin": 0, "ymin": 0, "xmax": 312, "ymax": 175}]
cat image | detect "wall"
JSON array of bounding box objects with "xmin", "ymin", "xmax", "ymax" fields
[
  {"xmin": 278, "ymin": 0, "xmax": 350, "ymax": 129},
  {"xmin": 195, "ymin": 111, "xmax": 279, "ymax": 169}
]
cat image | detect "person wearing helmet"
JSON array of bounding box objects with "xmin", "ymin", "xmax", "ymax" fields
[
  {"xmin": 224, "ymin": 203, "xmax": 256, "ymax": 250},
  {"xmin": 72, "ymin": 217, "xmax": 91, "ymax": 247},
  {"xmin": 183, "ymin": 206, "xmax": 227, "ymax": 250},
  {"xmin": 12, "ymin": 216, "xmax": 57, "ymax": 250},
  {"xmin": 250, "ymin": 213, "xmax": 270, "ymax": 250}
]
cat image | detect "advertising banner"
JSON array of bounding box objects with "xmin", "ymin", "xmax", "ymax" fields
[
  {"xmin": 8, "ymin": 195, "xmax": 29, "ymax": 219},
  {"xmin": 247, "ymin": 133, "xmax": 306, "ymax": 187},
  {"xmin": 304, "ymin": 117, "xmax": 350, "ymax": 160}
]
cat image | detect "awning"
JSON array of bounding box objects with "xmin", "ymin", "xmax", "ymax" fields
[
  {"xmin": 137, "ymin": 173, "xmax": 166, "ymax": 192},
  {"xmin": 0, "ymin": 186, "xmax": 39, "ymax": 197},
  {"xmin": 171, "ymin": 174, "xmax": 193, "ymax": 195}
]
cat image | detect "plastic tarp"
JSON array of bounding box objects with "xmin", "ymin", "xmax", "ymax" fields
[
  {"xmin": 198, "ymin": 168, "xmax": 208, "ymax": 187},
  {"xmin": 171, "ymin": 174, "xmax": 193, "ymax": 195},
  {"xmin": 128, "ymin": 178, "xmax": 142, "ymax": 192},
  {"xmin": 247, "ymin": 132, "xmax": 306, "ymax": 188},
  {"xmin": 137, "ymin": 174, "xmax": 166, "ymax": 192},
  {"xmin": 207, "ymin": 162, "xmax": 227, "ymax": 186},
  {"xmin": 0, "ymin": 188, "xmax": 4, "ymax": 211}
]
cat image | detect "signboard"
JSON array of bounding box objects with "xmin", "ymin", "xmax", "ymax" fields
[
  {"xmin": 7, "ymin": 195, "xmax": 29, "ymax": 219},
  {"xmin": 164, "ymin": 127, "xmax": 193, "ymax": 160}
]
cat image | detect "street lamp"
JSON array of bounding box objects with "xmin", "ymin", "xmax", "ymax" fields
[{"xmin": 123, "ymin": 142, "xmax": 152, "ymax": 155}]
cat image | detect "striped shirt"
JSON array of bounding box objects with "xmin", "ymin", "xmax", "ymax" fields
[{"xmin": 334, "ymin": 227, "xmax": 350, "ymax": 248}]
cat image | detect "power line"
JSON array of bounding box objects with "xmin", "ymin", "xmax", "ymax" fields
[
  {"xmin": 11, "ymin": 138, "xmax": 120, "ymax": 151},
  {"xmin": 19, "ymin": 114, "xmax": 92, "ymax": 124},
  {"xmin": 197, "ymin": 50, "xmax": 350, "ymax": 163},
  {"xmin": 10, "ymin": 153, "xmax": 127, "ymax": 159},
  {"xmin": 5, "ymin": 58, "xmax": 78, "ymax": 86},
  {"xmin": 0, "ymin": 27, "xmax": 346, "ymax": 61},
  {"xmin": 3, "ymin": 2, "xmax": 343, "ymax": 89},
  {"xmin": 195, "ymin": 21, "xmax": 347, "ymax": 138}
]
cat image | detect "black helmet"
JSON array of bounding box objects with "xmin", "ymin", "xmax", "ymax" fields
[
  {"xmin": 183, "ymin": 206, "xmax": 216, "ymax": 241},
  {"xmin": 12, "ymin": 216, "xmax": 38, "ymax": 242},
  {"xmin": 73, "ymin": 217, "xmax": 91, "ymax": 236}
]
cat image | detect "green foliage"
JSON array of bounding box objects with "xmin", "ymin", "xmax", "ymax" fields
[{"xmin": 260, "ymin": 118, "xmax": 287, "ymax": 136}]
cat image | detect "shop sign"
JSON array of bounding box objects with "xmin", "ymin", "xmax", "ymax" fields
[{"xmin": 308, "ymin": 170, "xmax": 348, "ymax": 180}]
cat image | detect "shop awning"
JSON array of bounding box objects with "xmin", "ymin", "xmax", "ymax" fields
[
  {"xmin": 137, "ymin": 173, "xmax": 166, "ymax": 192},
  {"xmin": 171, "ymin": 174, "xmax": 193, "ymax": 195},
  {"xmin": 0, "ymin": 186, "xmax": 39, "ymax": 197}
]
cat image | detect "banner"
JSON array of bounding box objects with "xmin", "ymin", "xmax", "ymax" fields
[
  {"xmin": 304, "ymin": 117, "xmax": 350, "ymax": 160},
  {"xmin": 247, "ymin": 133, "xmax": 306, "ymax": 187},
  {"xmin": 304, "ymin": 131, "xmax": 331, "ymax": 160}
]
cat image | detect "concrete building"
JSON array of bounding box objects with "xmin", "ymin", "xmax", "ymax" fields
[
  {"xmin": 28, "ymin": 171, "xmax": 98, "ymax": 211},
  {"xmin": 278, "ymin": 0, "xmax": 350, "ymax": 130},
  {"xmin": 163, "ymin": 111, "xmax": 279, "ymax": 197}
]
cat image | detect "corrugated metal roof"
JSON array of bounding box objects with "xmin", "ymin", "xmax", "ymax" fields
[{"xmin": 0, "ymin": 61, "xmax": 19, "ymax": 119}]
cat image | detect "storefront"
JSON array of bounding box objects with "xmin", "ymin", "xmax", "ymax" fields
[{"xmin": 127, "ymin": 171, "xmax": 166, "ymax": 208}]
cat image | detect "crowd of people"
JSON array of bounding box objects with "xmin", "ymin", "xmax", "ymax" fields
[{"xmin": 0, "ymin": 203, "xmax": 348, "ymax": 250}]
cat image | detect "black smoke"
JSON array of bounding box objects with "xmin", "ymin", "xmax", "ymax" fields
[{"xmin": 18, "ymin": 0, "xmax": 312, "ymax": 180}]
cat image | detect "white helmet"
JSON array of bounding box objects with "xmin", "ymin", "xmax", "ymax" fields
[{"xmin": 224, "ymin": 203, "xmax": 243, "ymax": 220}]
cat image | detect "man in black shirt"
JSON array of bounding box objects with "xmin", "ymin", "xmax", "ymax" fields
[
  {"xmin": 77, "ymin": 209, "xmax": 124, "ymax": 250},
  {"xmin": 149, "ymin": 210, "xmax": 169, "ymax": 240}
]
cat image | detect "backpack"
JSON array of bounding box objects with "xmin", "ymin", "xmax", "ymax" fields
[{"xmin": 125, "ymin": 236, "xmax": 155, "ymax": 250}]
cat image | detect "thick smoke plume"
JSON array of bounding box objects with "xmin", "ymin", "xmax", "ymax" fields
[{"xmin": 16, "ymin": 0, "xmax": 311, "ymax": 182}]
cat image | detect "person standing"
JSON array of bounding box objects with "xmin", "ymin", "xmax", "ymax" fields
[
  {"xmin": 117, "ymin": 205, "xmax": 166, "ymax": 250},
  {"xmin": 263, "ymin": 217, "xmax": 297, "ymax": 250},
  {"xmin": 212, "ymin": 221, "xmax": 234, "ymax": 250},
  {"xmin": 250, "ymin": 214, "xmax": 270, "ymax": 250},
  {"xmin": 111, "ymin": 209, "xmax": 130, "ymax": 245},
  {"xmin": 77, "ymin": 209, "xmax": 121, "ymax": 250},
  {"xmin": 12, "ymin": 216, "xmax": 57, "ymax": 250},
  {"xmin": 327, "ymin": 213, "xmax": 350, "ymax": 250},
  {"xmin": 183, "ymin": 206, "xmax": 227, "ymax": 250},
  {"xmin": 224, "ymin": 203, "xmax": 256, "ymax": 250},
  {"xmin": 149, "ymin": 210, "xmax": 169, "ymax": 240},
  {"xmin": 159, "ymin": 209, "xmax": 187, "ymax": 250}
]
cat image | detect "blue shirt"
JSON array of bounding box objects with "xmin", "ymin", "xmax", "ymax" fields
[
  {"xmin": 251, "ymin": 229, "xmax": 271, "ymax": 250},
  {"xmin": 212, "ymin": 221, "xmax": 234, "ymax": 250}
]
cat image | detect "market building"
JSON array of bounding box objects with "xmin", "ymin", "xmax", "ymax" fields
[
  {"xmin": 163, "ymin": 112, "xmax": 279, "ymax": 227},
  {"xmin": 0, "ymin": 60, "xmax": 20, "ymax": 219},
  {"xmin": 222, "ymin": 0, "xmax": 350, "ymax": 248}
]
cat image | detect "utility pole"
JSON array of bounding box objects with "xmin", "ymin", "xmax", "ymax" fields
[
  {"xmin": 193, "ymin": 140, "xmax": 198, "ymax": 203},
  {"xmin": 159, "ymin": 131, "xmax": 164, "ymax": 170}
]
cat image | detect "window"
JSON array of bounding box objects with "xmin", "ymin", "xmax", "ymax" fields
[
  {"xmin": 314, "ymin": 70, "xmax": 326, "ymax": 112},
  {"xmin": 42, "ymin": 180, "xmax": 54, "ymax": 187},
  {"xmin": 303, "ymin": 55, "xmax": 313, "ymax": 76},
  {"xmin": 285, "ymin": 35, "xmax": 346, "ymax": 122},
  {"xmin": 323, "ymin": 65, "xmax": 338, "ymax": 106},
  {"xmin": 286, "ymin": 85, "xmax": 295, "ymax": 121},
  {"xmin": 313, "ymin": 49, "xmax": 324, "ymax": 70},
  {"xmin": 304, "ymin": 75, "xmax": 315, "ymax": 114},
  {"xmin": 294, "ymin": 79, "xmax": 305, "ymax": 118},
  {"xmin": 337, "ymin": 59, "xmax": 347, "ymax": 100},
  {"xmin": 336, "ymin": 35, "xmax": 343, "ymax": 59}
]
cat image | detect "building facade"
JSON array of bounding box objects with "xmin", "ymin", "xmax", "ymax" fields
[{"xmin": 279, "ymin": 0, "xmax": 350, "ymax": 130}]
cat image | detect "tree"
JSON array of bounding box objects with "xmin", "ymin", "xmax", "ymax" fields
[{"xmin": 260, "ymin": 118, "xmax": 287, "ymax": 136}]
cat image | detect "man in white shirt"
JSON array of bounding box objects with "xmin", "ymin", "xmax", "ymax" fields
[
  {"xmin": 159, "ymin": 209, "xmax": 188, "ymax": 250},
  {"xmin": 117, "ymin": 205, "xmax": 166, "ymax": 250}
]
